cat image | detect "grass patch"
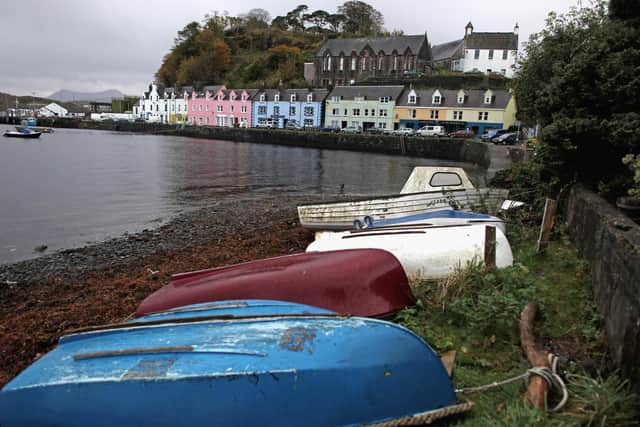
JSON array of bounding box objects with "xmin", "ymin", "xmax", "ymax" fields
[{"xmin": 394, "ymin": 221, "xmax": 638, "ymax": 425}]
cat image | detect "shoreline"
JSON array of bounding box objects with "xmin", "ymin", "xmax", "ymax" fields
[{"xmin": 0, "ymin": 194, "xmax": 320, "ymax": 386}]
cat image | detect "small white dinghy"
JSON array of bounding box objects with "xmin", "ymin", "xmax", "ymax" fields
[
  {"xmin": 307, "ymin": 224, "xmax": 513, "ymax": 285},
  {"xmin": 297, "ymin": 167, "xmax": 508, "ymax": 231}
]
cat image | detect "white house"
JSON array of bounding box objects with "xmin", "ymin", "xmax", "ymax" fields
[
  {"xmin": 134, "ymin": 83, "xmax": 191, "ymax": 124},
  {"xmin": 38, "ymin": 103, "xmax": 69, "ymax": 118},
  {"xmin": 432, "ymin": 22, "xmax": 519, "ymax": 78}
]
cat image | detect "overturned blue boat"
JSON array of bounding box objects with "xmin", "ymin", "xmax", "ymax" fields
[{"xmin": 0, "ymin": 300, "xmax": 469, "ymax": 427}]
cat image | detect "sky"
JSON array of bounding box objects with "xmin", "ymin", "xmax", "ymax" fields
[{"xmin": 0, "ymin": 0, "xmax": 583, "ymax": 97}]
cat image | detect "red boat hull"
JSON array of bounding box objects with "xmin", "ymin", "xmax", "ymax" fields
[{"xmin": 136, "ymin": 249, "xmax": 414, "ymax": 317}]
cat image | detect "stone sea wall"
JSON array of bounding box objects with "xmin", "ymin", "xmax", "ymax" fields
[{"xmin": 566, "ymin": 186, "xmax": 640, "ymax": 392}]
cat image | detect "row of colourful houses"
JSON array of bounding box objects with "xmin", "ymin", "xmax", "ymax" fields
[{"xmin": 133, "ymin": 83, "xmax": 516, "ymax": 135}]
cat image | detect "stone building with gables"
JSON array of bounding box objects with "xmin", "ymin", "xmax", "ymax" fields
[{"xmin": 310, "ymin": 35, "xmax": 433, "ymax": 87}]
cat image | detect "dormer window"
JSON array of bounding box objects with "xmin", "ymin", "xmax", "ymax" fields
[
  {"xmin": 307, "ymin": 93, "xmax": 313, "ymax": 102},
  {"xmin": 259, "ymin": 94, "xmax": 265, "ymax": 102},
  {"xmin": 408, "ymin": 94, "xmax": 416, "ymax": 104},
  {"xmin": 274, "ymin": 94, "xmax": 280, "ymax": 102},
  {"xmin": 379, "ymin": 96, "xmax": 389, "ymax": 103},
  {"xmin": 433, "ymin": 95, "xmax": 441, "ymax": 105},
  {"xmin": 457, "ymin": 96, "xmax": 464, "ymax": 104},
  {"xmin": 339, "ymin": 55, "xmax": 344, "ymax": 71},
  {"xmin": 291, "ymin": 94, "xmax": 296, "ymax": 102},
  {"xmin": 484, "ymin": 96, "xmax": 492, "ymax": 104}
]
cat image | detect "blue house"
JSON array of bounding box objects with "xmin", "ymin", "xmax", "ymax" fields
[{"xmin": 251, "ymin": 89, "xmax": 328, "ymax": 128}]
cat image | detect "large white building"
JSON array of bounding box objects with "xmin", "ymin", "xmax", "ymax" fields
[
  {"xmin": 134, "ymin": 84, "xmax": 191, "ymax": 124},
  {"xmin": 38, "ymin": 103, "xmax": 69, "ymax": 118},
  {"xmin": 432, "ymin": 22, "xmax": 519, "ymax": 78}
]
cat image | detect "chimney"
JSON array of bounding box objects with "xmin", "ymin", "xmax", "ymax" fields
[
  {"xmin": 514, "ymin": 22, "xmax": 519, "ymax": 35},
  {"xmin": 465, "ymin": 22, "xmax": 473, "ymax": 36}
]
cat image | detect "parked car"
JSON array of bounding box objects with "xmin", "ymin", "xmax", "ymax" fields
[
  {"xmin": 320, "ymin": 126, "xmax": 340, "ymax": 133},
  {"xmin": 341, "ymin": 126, "xmax": 362, "ymax": 134},
  {"xmin": 416, "ymin": 125, "xmax": 446, "ymax": 137},
  {"xmin": 481, "ymin": 129, "xmax": 509, "ymax": 142},
  {"xmin": 285, "ymin": 120, "xmax": 302, "ymax": 130},
  {"xmin": 392, "ymin": 127, "xmax": 415, "ymax": 136},
  {"xmin": 448, "ymin": 129, "xmax": 475, "ymax": 138},
  {"xmin": 365, "ymin": 127, "xmax": 386, "ymax": 135},
  {"xmin": 256, "ymin": 120, "xmax": 276, "ymax": 129},
  {"xmin": 493, "ymin": 132, "xmax": 519, "ymax": 145}
]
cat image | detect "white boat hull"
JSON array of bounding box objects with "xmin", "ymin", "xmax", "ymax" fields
[
  {"xmin": 307, "ymin": 224, "xmax": 513, "ymax": 285},
  {"xmin": 297, "ymin": 188, "xmax": 509, "ymax": 231}
]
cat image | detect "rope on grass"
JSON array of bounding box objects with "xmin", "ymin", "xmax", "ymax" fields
[
  {"xmin": 455, "ymin": 353, "xmax": 569, "ymax": 412},
  {"xmin": 365, "ymin": 401, "xmax": 474, "ymax": 427}
]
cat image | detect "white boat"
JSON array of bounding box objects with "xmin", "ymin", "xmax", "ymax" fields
[
  {"xmin": 297, "ymin": 167, "xmax": 508, "ymax": 231},
  {"xmin": 366, "ymin": 208, "xmax": 507, "ymax": 234},
  {"xmin": 307, "ymin": 224, "xmax": 513, "ymax": 285}
]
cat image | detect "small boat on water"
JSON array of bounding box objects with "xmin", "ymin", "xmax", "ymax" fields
[
  {"xmin": 364, "ymin": 208, "xmax": 507, "ymax": 234},
  {"xmin": 307, "ymin": 224, "xmax": 513, "ymax": 285},
  {"xmin": 297, "ymin": 167, "xmax": 508, "ymax": 231},
  {"xmin": 0, "ymin": 300, "xmax": 468, "ymax": 427},
  {"xmin": 136, "ymin": 249, "xmax": 414, "ymax": 318},
  {"xmin": 3, "ymin": 128, "xmax": 41, "ymax": 139},
  {"xmin": 15, "ymin": 125, "xmax": 54, "ymax": 133}
]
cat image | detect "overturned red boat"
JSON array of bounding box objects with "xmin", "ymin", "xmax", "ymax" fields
[{"xmin": 136, "ymin": 249, "xmax": 414, "ymax": 318}]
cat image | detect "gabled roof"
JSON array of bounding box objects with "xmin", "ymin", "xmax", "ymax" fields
[
  {"xmin": 317, "ymin": 35, "xmax": 427, "ymax": 56},
  {"xmin": 327, "ymin": 85, "xmax": 405, "ymax": 101},
  {"xmin": 252, "ymin": 88, "xmax": 330, "ymax": 102},
  {"xmin": 226, "ymin": 89, "xmax": 259, "ymax": 99},
  {"xmin": 431, "ymin": 39, "xmax": 464, "ymax": 61},
  {"xmin": 465, "ymin": 32, "xmax": 518, "ymax": 50},
  {"xmin": 396, "ymin": 88, "xmax": 512, "ymax": 109}
]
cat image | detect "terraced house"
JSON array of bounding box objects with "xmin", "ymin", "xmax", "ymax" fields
[
  {"xmin": 187, "ymin": 85, "xmax": 223, "ymax": 126},
  {"xmin": 135, "ymin": 83, "xmax": 191, "ymax": 124},
  {"xmin": 251, "ymin": 89, "xmax": 327, "ymax": 129},
  {"xmin": 311, "ymin": 35, "xmax": 432, "ymax": 87},
  {"xmin": 324, "ymin": 86, "xmax": 404, "ymax": 131},
  {"xmin": 394, "ymin": 88, "xmax": 516, "ymax": 135}
]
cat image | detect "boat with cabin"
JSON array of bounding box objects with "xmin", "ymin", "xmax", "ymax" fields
[
  {"xmin": 136, "ymin": 249, "xmax": 414, "ymax": 318},
  {"xmin": 3, "ymin": 128, "xmax": 42, "ymax": 139},
  {"xmin": 297, "ymin": 167, "xmax": 508, "ymax": 231},
  {"xmin": 0, "ymin": 300, "xmax": 470, "ymax": 427}
]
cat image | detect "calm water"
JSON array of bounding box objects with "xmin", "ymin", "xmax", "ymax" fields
[{"xmin": 0, "ymin": 125, "xmax": 484, "ymax": 264}]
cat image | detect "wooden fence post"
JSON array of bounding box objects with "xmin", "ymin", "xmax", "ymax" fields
[{"xmin": 537, "ymin": 198, "xmax": 557, "ymax": 253}]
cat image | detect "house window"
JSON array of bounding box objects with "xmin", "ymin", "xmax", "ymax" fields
[
  {"xmin": 230, "ymin": 106, "xmax": 234, "ymax": 113},
  {"xmin": 242, "ymin": 95, "xmax": 247, "ymax": 101},
  {"xmin": 478, "ymin": 112, "xmax": 489, "ymax": 120},
  {"xmin": 205, "ymin": 117, "xmax": 209, "ymax": 124},
  {"xmin": 344, "ymin": 109, "xmax": 348, "ymax": 115},
  {"xmin": 457, "ymin": 96, "xmax": 464, "ymax": 104},
  {"xmin": 379, "ymin": 122, "xmax": 387, "ymax": 129},
  {"xmin": 289, "ymin": 106, "xmax": 296, "ymax": 115},
  {"xmin": 339, "ymin": 56, "xmax": 344, "ymax": 71},
  {"xmin": 453, "ymin": 111, "xmax": 463, "ymax": 120},
  {"xmin": 378, "ymin": 56, "xmax": 384, "ymax": 70},
  {"xmin": 488, "ymin": 49, "xmax": 494, "ymax": 60},
  {"xmin": 205, "ymin": 105, "xmax": 208, "ymax": 112},
  {"xmin": 409, "ymin": 94, "xmax": 416, "ymax": 104},
  {"xmin": 379, "ymin": 109, "xmax": 388, "ymax": 116},
  {"xmin": 331, "ymin": 96, "xmax": 341, "ymax": 102},
  {"xmin": 430, "ymin": 110, "xmax": 439, "ymax": 119},
  {"xmin": 307, "ymin": 94, "xmax": 313, "ymax": 102},
  {"xmin": 501, "ymin": 69, "xmax": 506, "ymax": 75},
  {"xmin": 487, "ymin": 69, "xmax": 492, "ymax": 73},
  {"xmin": 304, "ymin": 119, "xmax": 313, "ymax": 127},
  {"xmin": 273, "ymin": 106, "xmax": 280, "ymax": 115},
  {"xmin": 326, "ymin": 55, "xmax": 331, "ymax": 71},
  {"xmin": 364, "ymin": 109, "xmax": 369, "ymax": 116},
  {"xmin": 474, "ymin": 49, "xmax": 480, "ymax": 59},
  {"xmin": 258, "ymin": 106, "xmax": 267, "ymax": 114},
  {"xmin": 198, "ymin": 104, "xmax": 202, "ymax": 111},
  {"xmin": 241, "ymin": 105, "xmax": 247, "ymax": 113},
  {"xmin": 291, "ymin": 94, "xmax": 296, "ymax": 102},
  {"xmin": 351, "ymin": 57, "xmax": 356, "ymax": 70},
  {"xmin": 502, "ymin": 50, "xmax": 508, "ymax": 60},
  {"xmin": 484, "ymin": 96, "xmax": 492, "ymax": 104},
  {"xmin": 370, "ymin": 110, "xmax": 375, "ymax": 117},
  {"xmin": 361, "ymin": 57, "xmax": 366, "ymax": 71},
  {"xmin": 352, "ymin": 108, "xmax": 360, "ymax": 116},
  {"xmin": 274, "ymin": 94, "xmax": 280, "ymax": 102},
  {"xmin": 379, "ymin": 97, "xmax": 389, "ymax": 103},
  {"xmin": 393, "ymin": 55, "xmax": 398, "ymax": 70},
  {"xmin": 198, "ymin": 117, "xmax": 202, "ymax": 125},
  {"xmin": 433, "ymin": 95, "xmax": 441, "ymax": 104},
  {"xmin": 217, "ymin": 105, "xmax": 223, "ymax": 112},
  {"xmin": 259, "ymin": 94, "xmax": 265, "ymax": 102},
  {"xmin": 332, "ymin": 108, "xmax": 339, "ymax": 115},
  {"xmin": 409, "ymin": 109, "xmax": 416, "ymax": 119}
]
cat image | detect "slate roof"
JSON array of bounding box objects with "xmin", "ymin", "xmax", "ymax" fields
[
  {"xmin": 396, "ymin": 88, "xmax": 512, "ymax": 109},
  {"xmin": 252, "ymin": 88, "xmax": 330, "ymax": 102},
  {"xmin": 327, "ymin": 85, "xmax": 405, "ymax": 102},
  {"xmin": 431, "ymin": 39, "xmax": 464, "ymax": 61},
  {"xmin": 465, "ymin": 32, "xmax": 518, "ymax": 50},
  {"xmin": 317, "ymin": 35, "xmax": 427, "ymax": 56}
]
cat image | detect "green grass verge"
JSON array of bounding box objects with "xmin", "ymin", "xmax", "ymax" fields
[{"xmin": 393, "ymin": 221, "xmax": 639, "ymax": 426}]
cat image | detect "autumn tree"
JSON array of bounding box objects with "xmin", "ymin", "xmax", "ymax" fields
[{"xmin": 338, "ymin": 1, "xmax": 384, "ymax": 36}]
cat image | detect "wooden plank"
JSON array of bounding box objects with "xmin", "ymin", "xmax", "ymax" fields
[
  {"xmin": 440, "ymin": 350, "xmax": 457, "ymax": 378},
  {"xmin": 537, "ymin": 198, "xmax": 557, "ymax": 252},
  {"xmin": 484, "ymin": 225, "xmax": 496, "ymax": 267},
  {"xmin": 519, "ymin": 302, "xmax": 550, "ymax": 410}
]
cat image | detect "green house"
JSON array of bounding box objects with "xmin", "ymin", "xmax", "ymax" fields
[{"xmin": 324, "ymin": 85, "xmax": 404, "ymax": 131}]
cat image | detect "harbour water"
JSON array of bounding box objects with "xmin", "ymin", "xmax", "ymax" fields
[{"xmin": 0, "ymin": 125, "xmax": 485, "ymax": 264}]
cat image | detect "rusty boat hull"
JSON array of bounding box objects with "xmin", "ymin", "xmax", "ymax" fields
[
  {"xmin": 136, "ymin": 249, "xmax": 414, "ymax": 318},
  {"xmin": 0, "ymin": 300, "xmax": 458, "ymax": 427}
]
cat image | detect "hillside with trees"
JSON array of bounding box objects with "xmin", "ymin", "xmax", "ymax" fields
[{"xmin": 155, "ymin": 1, "xmax": 389, "ymax": 89}]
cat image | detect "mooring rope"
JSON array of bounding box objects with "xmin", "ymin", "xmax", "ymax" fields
[
  {"xmin": 455, "ymin": 353, "xmax": 569, "ymax": 412},
  {"xmin": 365, "ymin": 401, "xmax": 474, "ymax": 427}
]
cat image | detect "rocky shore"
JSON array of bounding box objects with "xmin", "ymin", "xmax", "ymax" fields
[{"xmin": 0, "ymin": 194, "xmax": 325, "ymax": 387}]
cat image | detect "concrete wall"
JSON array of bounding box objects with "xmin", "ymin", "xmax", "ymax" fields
[
  {"xmin": 566, "ymin": 186, "xmax": 640, "ymax": 392},
  {"xmin": 42, "ymin": 119, "xmax": 491, "ymax": 168}
]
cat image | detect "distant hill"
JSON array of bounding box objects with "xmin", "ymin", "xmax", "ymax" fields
[
  {"xmin": 48, "ymin": 89, "xmax": 124, "ymax": 103},
  {"xmin": 0, "ymin": 92, "xmax": 53, "ymax": 109}
]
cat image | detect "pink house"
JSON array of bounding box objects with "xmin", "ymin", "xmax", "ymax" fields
[{"xmin": 187, "ymin": 85, "xmax": 256, "ymax": 128}]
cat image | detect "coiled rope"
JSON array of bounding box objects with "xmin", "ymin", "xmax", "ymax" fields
[{"xmin": 455, "ymin": 353, "xmax": 569, "ymax": 412}]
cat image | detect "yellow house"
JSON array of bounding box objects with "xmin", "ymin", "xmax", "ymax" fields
[{"xmin": 394, "ymin": 88, "xmax": 516, "ymax": 134}]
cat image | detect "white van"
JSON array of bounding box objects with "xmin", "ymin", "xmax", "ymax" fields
[{"xmin": 416, "ymin": 125, "xmax": 446, "ymax": 137}]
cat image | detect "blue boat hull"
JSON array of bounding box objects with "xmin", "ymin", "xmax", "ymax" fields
[{"xmin": 0, "ymin": 300, "xmax": 456, "ymax": 427}]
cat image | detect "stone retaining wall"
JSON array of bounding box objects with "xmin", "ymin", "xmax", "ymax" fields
[
  {"xmin": 566, "ymin": 186, "xmax": 640, "ymax": 392},
  {"xmin": 39, "ymin": 119, "xmax": 491, "ymax": 168}
]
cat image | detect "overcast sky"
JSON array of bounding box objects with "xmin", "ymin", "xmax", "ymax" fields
[{"xmin": 1, "ymin": 0, "xmax": 582, "ymax": 97}]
